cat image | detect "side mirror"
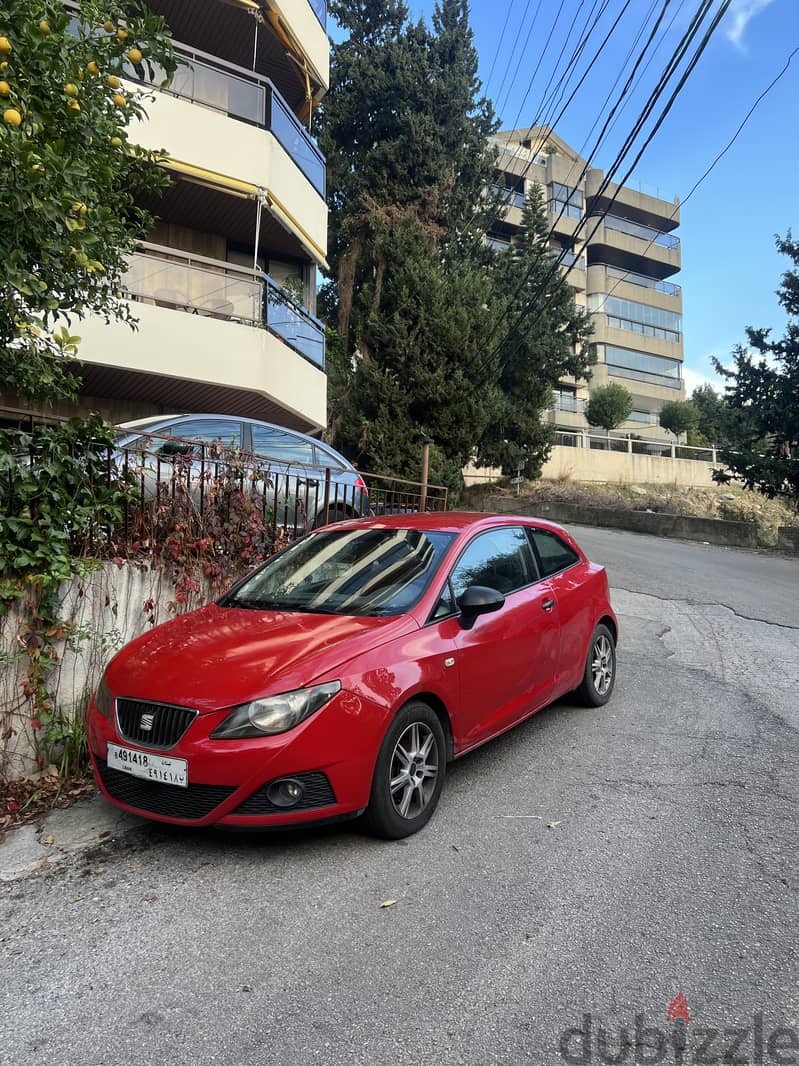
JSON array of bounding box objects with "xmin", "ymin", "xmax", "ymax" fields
[{"xmin": 457, "ymin": 585, "xmax": 505, "ymax": 630}]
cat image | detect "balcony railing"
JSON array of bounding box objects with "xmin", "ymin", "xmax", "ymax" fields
[
  {"xmin": 604, "ymin": 265, "xmax": 681, "ymax": 296},
  {"xmin": 124, "ymin": 243, "xmax": 326, "ymax": 369},
  {"xmin": 486, "ymin": 234, "xmax": 512, "ymax": 251},
  {"xmin": 551, "ymin": 394, "xmax": 586, "ymax": 414},
  {"xmin": 598, "ymin": 215, "xmax": 680, "ymax": 249},
  {"xmin": 127, "ymin": 42, "xmax": 325, "ymax": 196},
  {"xmin": 489, "ymin": 183, "xmax": 527, "ymax": 210}
]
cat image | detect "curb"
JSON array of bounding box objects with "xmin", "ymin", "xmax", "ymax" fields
[{"xmin": 0, "ymin": 794, "xmax": 145, "ymax": 883}]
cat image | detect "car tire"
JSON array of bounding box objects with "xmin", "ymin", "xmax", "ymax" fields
[
  {"xmin": 363, "ymin": 701, "xmax": 446, "ymax": 839},
  {"xmin": 575, "ymin": 623, "xmax": 616, "ymax": 707}
]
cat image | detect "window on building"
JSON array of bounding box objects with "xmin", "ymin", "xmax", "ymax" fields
[
  {"xmin": 587, "ymin": 294, "xmax": 682, "ymax": 340},
  {"xmin": 549, "ymin": 182, "xmax": 583, "ymax": 220},
  {"xmin": 601, "ymin": 345, "xmax": 682, "ymax": 389}
]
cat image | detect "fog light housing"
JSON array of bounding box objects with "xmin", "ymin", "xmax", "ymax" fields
[{"xmin": 266, "ymin": 778, "xmax": 305, "ymax": 808}]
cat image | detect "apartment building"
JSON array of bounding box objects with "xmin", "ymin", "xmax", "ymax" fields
[
  {"xmin": 488, "ymin": 128, "xmax": 685, "ymax": 444},
  {"xmin": 54, "ymin": 0, "xmax": 330, "ymax": 433}
]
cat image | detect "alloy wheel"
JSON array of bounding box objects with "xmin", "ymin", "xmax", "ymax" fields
[
  {"xmin": 592, "ymin": 634, "xmax": 614, "ymax": 696},
  {"xmin": 389, "ymin": 721, "xmax": 439, "ymax": 819}
]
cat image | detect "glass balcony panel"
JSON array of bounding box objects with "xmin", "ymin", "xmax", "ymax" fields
[
  {"xmin": 264, "ymin": 278, "xmax": 325, "ymax": 369},
  {"xmin": 601, "ymin": 215, "xmax": 679, "ymax": 249},
  {"xmin": 309, "ymin": 0, "xmax": 327, "ymax": 28},
  {"xmin": 605, "ymin": 266, "xmax": 681, "ymax": 296},
  {"xmin": 269, "ymin": 90, "xmax": 326, "ymax": 195},
  {"xmin": 124, "ymin": 249, "xmax": 326, "ymax": 369}
]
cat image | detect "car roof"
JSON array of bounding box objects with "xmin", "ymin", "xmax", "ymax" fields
[{"xmin": 326, "ymin": 511, "xmax": 576, "ymax": 539}]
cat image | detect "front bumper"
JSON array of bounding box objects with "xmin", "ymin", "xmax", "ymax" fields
[{"xmin": 87, "ymin": 688, "xmax": 388, "ymax": 828}]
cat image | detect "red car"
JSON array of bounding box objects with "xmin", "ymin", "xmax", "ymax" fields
[{"xmin": 88, "ymin": 514, "xmax": 617, "ymax": 838}]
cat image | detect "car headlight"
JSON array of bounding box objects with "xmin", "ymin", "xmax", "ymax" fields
[
  {"xmin": 95, "ymin": 675, "xmax": 113, "ymax": 718},
  {"xmin": 211, "ymin": 681, "xmax": 341, "ymax": 739}
]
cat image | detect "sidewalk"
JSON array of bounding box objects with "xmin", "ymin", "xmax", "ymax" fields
[{"xmin": 0, "ymin": 794, "xmax": 144, "ymax": 883}]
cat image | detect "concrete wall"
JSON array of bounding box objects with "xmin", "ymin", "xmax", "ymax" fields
[
  {"xmin": 540, "ymin": 445, "xmax": 717, "ymax": 487},
  {"xmin": 777, "ymin": 527, "xmax": 799, "ymax": 553},
  {"xmin": 0, "ymin": 563, "xmax": 216, "ymax": 782},
  {"xmin": 486, "ymin": 497, "xmax": 759, "ymax": 550}
]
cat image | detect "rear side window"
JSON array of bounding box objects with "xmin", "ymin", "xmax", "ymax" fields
[
  {"xmin": 251, "ymin": 427, "xmax": 316, "ymax": 464},
  {"xmin": 529, "ymin": 528, "xmax": 580, "ymax": 577}
]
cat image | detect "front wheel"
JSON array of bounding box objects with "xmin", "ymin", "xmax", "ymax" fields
[
  {"xmin": 575, "ymin": 624, "xmax": 616, "ymax": 707},
  {"xmin": 364, "ymin": 701, "xmax": 446, "ymax": 839}
]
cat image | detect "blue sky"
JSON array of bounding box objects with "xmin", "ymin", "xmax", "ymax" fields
[{"xmin": 335, "ymin": 1, "xmax": 799, "ymax": 395}]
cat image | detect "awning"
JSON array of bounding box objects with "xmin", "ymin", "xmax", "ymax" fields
[{"xmin": 160, "ymin": 158, "xmax": 329, "ymax": 270}]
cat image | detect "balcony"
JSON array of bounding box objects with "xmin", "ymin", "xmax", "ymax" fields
[
  {"xmin": 124, "ymin": 243, "xmax": 325, "ymax": 369},
  {"xmin": 129, "ymin": 41, "xmax": 325, "ymax": 197},
  {"xmin": 604, "ymin": 266, "xmax": 680, "ymax": 296},
  {"xmin": 551, "ymin": 394, "xmax": 586, "ymax": 414},
  {"xmin": 309, "ymin": 0, "xmax": 327, "ymax": 28},
  {"xmin": 586, "ymin": 216, "xmax": 680, "ymax": 279}
]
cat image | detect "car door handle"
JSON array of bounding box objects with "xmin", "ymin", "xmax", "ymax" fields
[{"xmin": 541, "ymin": 598, "xmax": 556, "ymax": 612}]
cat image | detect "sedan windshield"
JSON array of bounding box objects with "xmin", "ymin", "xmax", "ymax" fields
[{"xmin": 223, "ymin": 528, "xmax": 455, "ymax": 616}]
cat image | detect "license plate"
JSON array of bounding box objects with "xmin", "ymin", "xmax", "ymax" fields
[{"xmin": 107, "ymin": 743, "xmax": 188, "ymax": 788}]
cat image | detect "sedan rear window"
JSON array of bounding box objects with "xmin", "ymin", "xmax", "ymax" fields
[{"xmin": 223, "ymin": 528, "xmax": 455, "ymax": 616}]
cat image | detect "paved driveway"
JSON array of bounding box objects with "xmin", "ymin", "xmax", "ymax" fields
[{"xmin": 2, "ymin": 529, "xmax": 797, "ymax": 1066}]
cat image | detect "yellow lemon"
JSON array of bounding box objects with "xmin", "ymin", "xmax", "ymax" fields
[
  {"xmin": 113, "ymin": 92, "xmax": 126, "ymax": 108},
  {"xmin": 116, "ymin": 27, "xmax": 128, "ymax": 42},
  {"xmin": 3, "ymin": 107, "xmax": 21, "ymax": 127},
  {"xmin": 86, "ymin": 61, "xmax": 99, "ymax": 75},
  {"xmin": 103, "ymin": 20, "xmax": 115, "ymax": 32},
  {"xmin": 106, "ymin": 74, "xmax": 120, "ymax": 89},
  {"xmin": 67, "ymin": 99, "xmax": 80, "ymax": 112},
  {"xmin": 31, "ymin": 162, "xmax": 45, "ymax": 173},
  {"xmin": 0, "ymin": 37, "xmax": 12, "ymax": 54},
  {"xmin": 111, "ymin": 135, "xmax": 122, "ymax": 147},
  {"xmin": 39, "ymin": 20, "xmax": 51, "ymax": 34},
  {"xmin": 65, "ymin": 83, "xmax": 79, "ymax": 97},
  {"xmin": 0, "ymin": 80, "xmax": 9, "ymax": 97},
  {"xmin": 127, "ymin": 47, "xmax": 142, "ymax": 64}
]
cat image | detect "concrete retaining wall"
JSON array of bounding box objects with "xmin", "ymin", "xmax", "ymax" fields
[
  {"xmin": 540, "ymin": 446, "xmax": 718, "ymax": 487},
  {"xmin": 777, "ymin": 526, "xmax": 799, "ymax": 553},
  {"xmin": 486, "ymin": 497, "xmax": 760, "ymax": 549}
]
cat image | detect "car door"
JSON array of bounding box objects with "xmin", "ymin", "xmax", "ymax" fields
[
  {"xmin": 250, "ymin": 425, "xmax": 319, "ymax": 528},
  {"xmin": 130, "ymin": 417, "xmax": 244, "ymax": 501},
  {"xmin": 527, "ymin": 527, "xmax": 592, "ymax": 691},
  {"xmin": 431, "ymin": 526, "xmax": 562, "ymax": 752}
]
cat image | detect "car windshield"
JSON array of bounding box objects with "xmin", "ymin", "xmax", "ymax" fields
[{"xmin": 223, "ymin": 528, "xmax": 455, "ymax": 617}]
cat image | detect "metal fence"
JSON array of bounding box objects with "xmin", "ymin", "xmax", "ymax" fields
[
  {"xmin": 1, "ymin": 409, "xmax": 447, "ymax": 564},
  {"xmin": 554, "ymin": 430, "xmax": 717, "ymax": 464}
]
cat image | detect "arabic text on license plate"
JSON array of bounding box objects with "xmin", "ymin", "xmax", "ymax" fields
[{"xmin": 107, "ymin": 743, "xmax": 188, "ymax": 788}]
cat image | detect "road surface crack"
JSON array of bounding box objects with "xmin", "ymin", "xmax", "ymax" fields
[{"xmin": 613, "ymin": 585, "xmax": 799, "ymax": 631}]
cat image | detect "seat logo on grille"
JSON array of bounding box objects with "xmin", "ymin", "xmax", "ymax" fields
[{"xmin": 139, "ymin": 712, "xmax": 155, "ymax": 732}]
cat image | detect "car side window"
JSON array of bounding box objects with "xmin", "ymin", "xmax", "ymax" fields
[
  {"xmin": 251, "ymin": 427, "xmax": 316, "ymax": 464},
  {"xmin": 528, "ymin": 528, "xmax": 580, "ymax": 577},
  {"xmin": 430, "ymin": 580, "xmax": 457, "ymax": 621},
  {"xmin": 162, "ymin": 419, "xmax": 242, "ymax": 448},
  {"xmin": 448, "ymin": 527, "xmax": 538, "ymax": 600}
]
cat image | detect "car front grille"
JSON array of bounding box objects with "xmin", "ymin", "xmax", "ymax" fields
[
  {"xmin": 116, "ymin": 698, "xmax": 197, "ymax": 749},
  {"xmin": 234, "ymin": 771, "xmax": 336, "ymax": 815},
  {"xmin": 96, "ymin": 758, "xmax": 236, "ymax": 820}
]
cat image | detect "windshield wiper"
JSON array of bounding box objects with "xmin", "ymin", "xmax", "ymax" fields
[{"xmin": 226, "ymin": 597, "xmax": 342, "ymax": 615}]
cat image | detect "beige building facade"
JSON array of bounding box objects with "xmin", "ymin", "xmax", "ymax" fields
[
  {"xmin": 489, "ymin": 127, "xmax": 686, "ymax": 444},
  {"xmin": 18, "ymin": 0, "xmax": 330, "ymax": 434}
]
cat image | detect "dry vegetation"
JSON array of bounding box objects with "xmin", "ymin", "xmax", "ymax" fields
[{"xmin": 462, "ymin": 478, "xmax": 797, "ymax": 547}]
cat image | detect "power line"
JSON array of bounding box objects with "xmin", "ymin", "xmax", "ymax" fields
[{"xmin": 484, "ymin": 0, "xmax": 517, "ymax": 97}]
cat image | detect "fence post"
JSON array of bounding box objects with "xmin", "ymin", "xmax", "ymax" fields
[
  {"xmin": 627, "ymin": 437, "xmax": 633, "ymax": 454},
  {"xmin": 322, "ymin": 466, "xmax": 331, "ymax": 523},
  {"xmin": 670, "ymin": 442, "xmax": 676, "ymax": 459},
  {"xmin": 711, "ymin": 447, "xmax": 717, "ymax": 464}
]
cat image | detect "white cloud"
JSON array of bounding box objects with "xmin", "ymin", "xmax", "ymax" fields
[
  {"xmin": 725, "ymin": 0, "xmax": 775, "ymax": 48},
  {"xmin": 682, "ymin": 362, "xmax": 728, "ymax": 397}
]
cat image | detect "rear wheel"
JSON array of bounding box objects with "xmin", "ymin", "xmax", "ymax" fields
[
  {"xmin": 313, "ymin": 504, "xmax": 348, "ymax": 528},
  {"xmin": 364, "ymin": 701, "xmax": 446, "ymax": 839},
  {"xmin": 575, "ymin": 624, "xmax": 616, "ymax": 707}
]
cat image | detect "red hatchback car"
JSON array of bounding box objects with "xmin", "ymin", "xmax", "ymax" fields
[{"xmin": 88, "ymin": 514, "xmax": 617, "ymax": 838}]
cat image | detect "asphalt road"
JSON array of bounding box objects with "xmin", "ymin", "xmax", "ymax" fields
[{"xmin": 2, "ymin": 529, "xmax": 798, "ymax": 1066}]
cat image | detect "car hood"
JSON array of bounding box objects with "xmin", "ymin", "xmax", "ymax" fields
[{"xmin": 105, "ymin": 603, "xmax": 417, "ymax": 712}]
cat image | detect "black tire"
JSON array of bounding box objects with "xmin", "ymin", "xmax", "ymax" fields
[
  {"xmin": 363, "ymin": 701, "xmax": 446, "ymax": 839},
  {"xmin": 575, "ymin": 623, "xmax": 616, "ymax": 707}
]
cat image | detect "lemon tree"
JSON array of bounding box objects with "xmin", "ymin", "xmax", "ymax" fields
[{"xmin": 0, "ymin": 1, "xmax": 175, "ymax": 402}]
